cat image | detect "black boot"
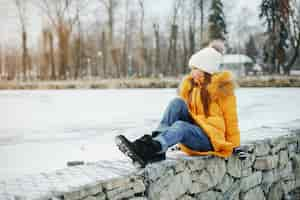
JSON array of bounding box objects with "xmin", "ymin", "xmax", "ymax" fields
[
  {"xmin": 115, "ymin": 134, "xmax": 164, "ymax": 168},
  {"xmin": 136, "ymin": 134, "xmax": 166, "ymax": 162}
]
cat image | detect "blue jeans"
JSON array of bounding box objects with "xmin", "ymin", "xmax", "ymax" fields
[{"xmin": 153, "ymin": 98, "xmax": 213, "ymax": 153}]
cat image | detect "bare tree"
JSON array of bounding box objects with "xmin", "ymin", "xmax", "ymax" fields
[
  {"xmin": 189, "ymin": 0, "xmax": 197, "ymax": 57},
  {"xmin": 121, "ymin": 0, "xmax": 130, "ymax": 77},
  {"xmin": 199, "ymin": 0, "xmax": 204, "ymax": 43},
  {"xmin": 14, "ymin": 0, "xmax": 29, "ymax": 80},
  {"xmin": 137, "ymin": 0, "xmax": 147, "ymax": 76},
  {"xmin": 0, "ymin": 44, "xmax": 4, "ymax": 79},
  {"xmin": 153, "ymin": 23, "xmax": 161, "ymax": 76},
  {"xmin": 167, "ymin": 0, "xmax": 183, "ymax": 76},
  {"xmin": 99, "ymin": 0, "xmax": 118, "ymax": 47},
  {"xmin": 35, "ymin": 0, "xmax": 89, "ymax": 79}
]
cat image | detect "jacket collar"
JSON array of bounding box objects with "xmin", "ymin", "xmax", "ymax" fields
[{"xmin": 207, "ymin": 71, "xmax": 237, "ymax": 101}]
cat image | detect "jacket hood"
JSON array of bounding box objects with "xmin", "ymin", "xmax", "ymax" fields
[{"xmin": 207, "ymin": 70, "xmax": 237, "ymax": 101}]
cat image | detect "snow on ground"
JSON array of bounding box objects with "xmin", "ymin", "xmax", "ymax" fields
[{"xmin": 0, "ymin": 88, "xmax": 300, "ymax": 181}]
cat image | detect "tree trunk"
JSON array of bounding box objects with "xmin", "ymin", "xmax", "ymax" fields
[
  {"xmin": 182, "ymin": 26, "xmax": 188, "ymax": 74},
  {"xmin": 199, "ymin": 0, "xmax": 204, "ymax": 44},
  {"xmin": 101, "ymin": 31, "xmax": 107, "ymax": 78},
  {"xmin": 22, "ymin": 30, "xmax": 28, "ymax": 80},
  {"xmin": 153, "ymin": 24, "xmax": 160, "ymax": 77},
  {"xmin": 49, "ymin": 32, "xmax": 56, "ymax": 80}
]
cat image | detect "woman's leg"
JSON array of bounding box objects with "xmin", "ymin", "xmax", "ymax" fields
[
  {"xmin": 153, "ymin": 98, "xmax": 193, "ymax": 135},
  {"xmin": 154, "ymin": 120, "xmax": 213, "ymax": 153}
]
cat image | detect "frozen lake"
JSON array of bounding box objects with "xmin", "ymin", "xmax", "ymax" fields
[{"xmin": 1, "ymin": 88, "xmax": 300, "ymax": 181}]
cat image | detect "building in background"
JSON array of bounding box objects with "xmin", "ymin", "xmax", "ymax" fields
[{"xmin": 220, "ymin": 54, "xmax": 254, "ymax": 77}]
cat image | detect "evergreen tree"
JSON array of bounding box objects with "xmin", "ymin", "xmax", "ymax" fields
[
  {"xmin": 245, "ymin": 35, "xmax": 258, "ymax": 62},
  {"xmin": 208, "ymin": 0, "xmax": 227, "ymax": 40},
  {"xmin": 259, "ymin": 0, "xmax": 300, "ymax": 75}
]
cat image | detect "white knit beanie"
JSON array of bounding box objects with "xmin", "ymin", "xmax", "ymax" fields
[{"xmin": 188, "ymin": 47, "xmax": 223, "ymax": 74}]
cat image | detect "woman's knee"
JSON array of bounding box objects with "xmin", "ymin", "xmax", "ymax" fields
[
  {"xmin": 169, "ymin": 98, "xmax": 187, "ymax": 110},
  {"xmin": 172, "ymin": 120, "xmax": 190, "ymax": 129}
]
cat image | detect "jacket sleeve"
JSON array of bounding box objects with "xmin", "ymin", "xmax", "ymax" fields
[
  {"xmin": 192, "ymin": 114, "xmax": 226, "ymax": 133},
  {"xmin": 218, "ymin": 94, "xmax": 241, "ymax": 147},
  {"xmin": 178, "ymin": 75, "xmax": 193, "ymax": 102}
]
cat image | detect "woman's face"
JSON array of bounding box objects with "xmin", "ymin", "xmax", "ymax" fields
[{"xmin": 191, "ymin": 68, "xmax": 205, "ymax": 84}]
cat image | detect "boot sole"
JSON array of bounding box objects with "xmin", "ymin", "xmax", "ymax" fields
[{"xmin": 115, "ymin": 135, "xmax": 146, "ymax": 168}]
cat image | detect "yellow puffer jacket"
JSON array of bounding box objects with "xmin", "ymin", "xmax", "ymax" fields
[{"xmin": 178, "ymin": 70, "xmax": 240, "ymax": 158}]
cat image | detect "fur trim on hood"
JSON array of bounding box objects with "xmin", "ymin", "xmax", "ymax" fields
[{"xmin": 207, "ymin": 71, "xmax": 238, "ymax": 101}]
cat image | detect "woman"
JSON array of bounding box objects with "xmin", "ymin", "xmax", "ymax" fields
[{"xmin": 115, "ymin": 42, "xmax": 244, "ymax": 168}]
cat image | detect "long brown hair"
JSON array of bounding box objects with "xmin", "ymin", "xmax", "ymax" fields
[{"xmin": 189, "ymin": 72, "xmax": 212, "ymax": 117}]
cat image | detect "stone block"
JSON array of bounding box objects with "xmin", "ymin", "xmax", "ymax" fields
[
  {"xmin": 189, "ymin": 170, "xmax": 213, "ymax": 194},
  {"xmin": 106, "ymin": 180, "xmax": 145, "ymax": 200},
  {"xmin": 267, "ymin": 182, "xmax": 284, "ymax": 200},
  {"xmin": 186, "ymin": 158, "xmax": 206, "ymax": 172},
  {"xmin": 261, "ymin": 161, "xmax": 294, "ymax": 193},
  {"xmin": 270, "ymin": 137, "xmax": 288, "ymax": 154},
  {"xmin": 242, "ymin": 186, "xmax": 265, "ymax": 200},
  {"xmin": 288, "ymin": 143, "xmax": 297, "ymax": 158},
  {"xmin": 205, "ymin": 157, "xmax": 226, "ymax": 186},
  {"xmin": 278, "ymin": 150, "xmax": 289, "ymax": 169},
  {"xmin": 253, "ymin": 155, "xmax": 278, "ymax": 170},
  {"xmin": 241, "ymin": 168, "xmax": 252, "ymax": 177},
  {"xmin": 83, "ymin": 196, "xmax": 97, "ymax": 200},
  {"xmin": 215, "ymin": 174, "xmax": 234, "ymax": 193},
  {"xmin": 242, "ymin": 153, "xmax": 256, "ymax": 169},
  {"xmin": 148, "ymin": 171, "xmax": 191, "ymax": 200},
  {"xmin": 177, "ymin": 195, "xmax": 194, "ymax": 200},
  {"xmin": 240, "ymin": 171, "xmax": 262, "ymax": 193},
  {"xmin": 102, "ymin": 177, "xmax": 131, "ymax": 191},
  {"xmin": 175, "ymin": 160, "xmax": 186, "ymax": 173},
  {"xmin": 196, "ymin": 191, "xmax": 222, "ymax": 200},
  {"xmin": 95, "ymin": 193, "xmax": 106, "ymax": 200},
  {"xmin": 227, "ymin": 156, "xmax": 242, "ymax": 178},
  {"xmin": 254, "ymin": 142, "xmax": 270, "ymax": 157},
  {"xmin": 223, "ymin": 180, "xmax": 241, "ymax": 200}
]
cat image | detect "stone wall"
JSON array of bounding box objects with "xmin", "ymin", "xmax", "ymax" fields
[{"xmin": 1, "ymin": 125, "xmax": 300, "ymax": 200}]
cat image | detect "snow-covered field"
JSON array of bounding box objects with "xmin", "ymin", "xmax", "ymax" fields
[{"xmin": 0, "ymin": 88, "xmax": 300, "ymax": 181}]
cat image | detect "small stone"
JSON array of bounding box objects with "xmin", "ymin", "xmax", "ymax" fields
[
  {"xmin": 288, "ymin": 143, "xmax": 297, "ymax": 158},
  {"xmin": 177, "ymin": 195, "xmax": 194, "ymax": 200},
  {"xmin": 128, "ymin": 197, "xmax": 148, "ymax": 200},
  {"xmin": 95, "ymin": 193, "xmax": 106, "ymax": 200},
  {"xmin": 242, "ymin": 153, "xmax": 256, "ymax": 169},
  {"xmin": 227, "ymin": 156, "xmax": 242, "ymax": 178},
  {"xmin": 175, "ymin": 160, "xmax": 186, "ymax": 173},
  {"xmin": 223, "ymin": 180, "xmax": 241, "ymax": 200},
  {"xmin": 82, "ymin": 196, "xmax": 97, "ymax": 200},
  {"xmin": 215, "ymin": 174, "xmax": 234, "ymax": 193},
  {"xmin": 148, "ymin": 171, "xmax": 192, "ymax": 200},
  {"xmin": 270, "ymin": 137, "xmax": 288, "ymax": 154},
  {"xmin": 189, "ymin": 170, "xmax": 213, "ymax": 194},
  {"xmin": 242, "ymin": 168, "xmax": 252, "ymax": 177},
  {"xmin": 242, "ymin": 186, "xmax": 265, "ymax": 200},
  {"xmin": 240, "ymin": 171, "xmax": 262, "ymax": 193},
  {"xmin": 186, "ymin": 158, "xmax": 206, "ymax": 172},
  {"xmin": 282, "ymin": 180, "xmax": 296, "ymax": 195},
  {"xmin": 279, "ymin": 150, "xmax": 289, "ymax": 169},
  {"xmin": 253, "ymin": 155, "xmax": 278, "ymax": 170},
  {"xmin": 205, "ymin": 157, "xmax": 226, "ymax": 186},
  {"xmin": 106, "ymin": 180, "xmax": 145, "ymax": 200},
  {"xmin": 268, "ymin": 182, "xmax": 284, "ymax": 200},
  {"xmin": 196, "ymin": 191, "xmax": 222, "ymax": 200},
  {"xmin": 261, "ymin": 162, "xmax": 294, "ymax": 193},
  {"xmin": 102, "ymin": 177, "xmax": 131, "ymax": 190},
  {"xmin": 254, "ymin": 142, "xmax": 270, "ymax": 157}
]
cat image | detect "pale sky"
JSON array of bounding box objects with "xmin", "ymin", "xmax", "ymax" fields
[{"xmin": 0, "ymin": 0, "xmax": 263, "ymax": 47}]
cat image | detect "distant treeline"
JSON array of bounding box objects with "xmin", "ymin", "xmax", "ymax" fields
[{"xmin": 0, "ymin": 0, "xmax": 299, "ymax": 81}]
